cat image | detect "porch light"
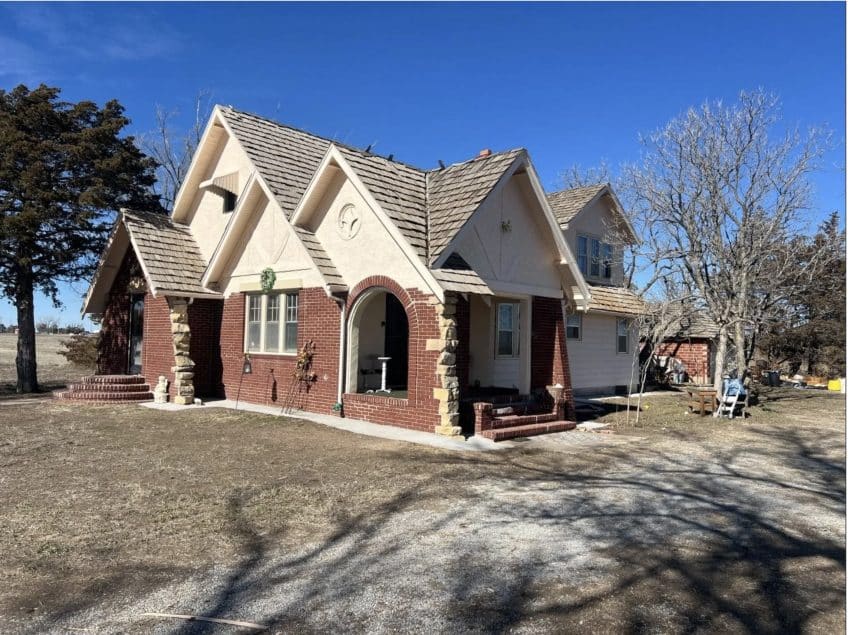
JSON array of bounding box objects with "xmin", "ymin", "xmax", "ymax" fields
[{"xmin": 242, "ymin": 353, "xmax": 253, "ymax": 374}]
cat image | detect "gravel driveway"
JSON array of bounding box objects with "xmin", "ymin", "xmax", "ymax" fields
[{"xmin": 2, "ymin": 394, "xmax": 844, "ymax": 634}]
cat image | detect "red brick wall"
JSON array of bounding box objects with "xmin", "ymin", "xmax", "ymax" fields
[
  {"xmin": 97, "ymin": 250, "xmax": 139, "ymax": 375},
  {"xmin": 141, "ymin": 293, "xmax": 174, "ymax": 393},
  {"xmin": 340, "ymin": 276, "xmax": 442, "ymax": 433},
  {"xmin": 189, "ymin": 300, "xmax": 224, "ymax": 398},
  {"xmin": 655, "ymin": 339, "xmax": 712, "ymax": 383},
  {"xmin": 530, "ymin": 296, "xmax": 575, "ymax": 420},
  {"xmin": 220, "ymin": 288, "xmax": 341, "ymax": 413}
]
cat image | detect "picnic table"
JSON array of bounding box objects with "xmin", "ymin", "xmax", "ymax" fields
[{"xmin": 685, "ymin": 386, "xmax": 717, "ymax": 416}]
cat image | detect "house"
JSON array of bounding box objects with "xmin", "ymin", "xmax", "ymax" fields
[
  {"xmin": 654, "ymin": 312, "xmax": 720, "ymax": 385},
  {"xmin": 72, "ymin": 106, "xmax": 644, "ymax": 440},
  {"xmin": 547, "ymin": 185, "xmax": 643, "ymax": 395}
]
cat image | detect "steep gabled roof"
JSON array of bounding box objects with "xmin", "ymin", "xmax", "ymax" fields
[
  {"xmin": 122, "ymin": 210, "xmax": 214, "ymax": 297},
  {"xmin": 426, "ymin": 149, "xmax": 525, "ymax": 265},
  {"xmin": 217, "ymin": 107, "xmax": 330, "ymax": 216},
  {"xmin": 547, "ymin": 184, "xmax": 606, "ymax": 226},
  {"xmin": 83, "ymin": 209, "xmax": 219, "ymax": 314},
  {"xmin": 336, "ymin": 146, "xmax": 428, "ymax": 260}
]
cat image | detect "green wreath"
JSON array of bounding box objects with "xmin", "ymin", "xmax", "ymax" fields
[{"xmin": 260, "ymin": 268, "xmax": 276, "ymax": 293}]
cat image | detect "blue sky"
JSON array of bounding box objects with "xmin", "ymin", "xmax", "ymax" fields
[{"xmin": 0, "ymin": 1, "xmax": 845, "ymax": 328}]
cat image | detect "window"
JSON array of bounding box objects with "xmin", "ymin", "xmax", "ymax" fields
[
  {"xmin": 602, "ymin": 243, "xmax": 613, "ymax": 279},
  {"xmin": 566, "ymin": 313, "xmax": 582, "ymax": 340},
  {"xmin": 496, "ymin": 302, "xmax": 520, "ymax": 357},
  {"xmin": 577, "ymin": 236, "xmax": 588, "ymax": 275},
  {"xmin": 223, "ymin": 190, "xmax": 237, "ymax": 213},
  {"xmin": 617, "ymin": 318, "xmax": 630, "ymax": 354},
  {"xmin": 590, "ymin": 239, "xmax": 601, "ymax": 277},
  {"xmin": 245, "ymin": 292, "xmax": 299, "ymax": 354}
]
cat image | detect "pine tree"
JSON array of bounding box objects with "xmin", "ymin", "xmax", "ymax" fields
[{"xmin": 0, "ymin": 84, "xmax": 162, "ymax": 392}]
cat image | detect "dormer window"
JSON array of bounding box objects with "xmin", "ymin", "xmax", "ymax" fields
[
  {"xmin": 223, "ymin": 190, "xmax": 237, "ymax": 213},
  {"xmin": 577, "ymin": 234, "xmax": 614, "ymax": 280}
]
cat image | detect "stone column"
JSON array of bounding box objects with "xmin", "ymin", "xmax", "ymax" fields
[
  {"xmin": 168, "ymin": 297, "xmax": 195, "ymax": 405},
  {"xmin": 431, "ymin": 293, "xmax": 462, "ymax": 437}
]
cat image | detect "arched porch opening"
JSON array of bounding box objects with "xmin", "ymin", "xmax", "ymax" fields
[{"xmin": 346, "ymin": 287, "xmax": 409, "ymax": 396}]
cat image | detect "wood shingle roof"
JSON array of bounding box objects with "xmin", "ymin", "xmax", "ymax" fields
[{"xmin": 547, "ymin": 184, "xmax": 606, "ymax": 227}]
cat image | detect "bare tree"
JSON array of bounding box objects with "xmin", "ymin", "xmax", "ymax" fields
[
  {"xmin": 140, "ymin": 91, "xmax": 213, "ymax": 212},
  {"xmin": 626, "ymin": 90, "xmax": 830, "ymax": 391}
]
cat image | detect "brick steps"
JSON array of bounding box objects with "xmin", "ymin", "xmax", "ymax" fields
[
  {"xmin": 481, "ymin": 420, "xmax": 577, "ymax": 441},
  {"xmin": 53, "ymin": 375, "xmax": 153, "ymax": 404},
  {"xmin": 489, "ymin": 412, "xmax": 559, "ymax": 430}
]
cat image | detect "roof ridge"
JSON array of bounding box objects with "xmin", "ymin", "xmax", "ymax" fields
[
  {"xmin": 426, "ymin": 147, "xmax": 526, "ymax": 174},
  {"xmin": 548, "ymin": 183, "xmax": 607, "ymax": 196},
  {"xmin": 219, "ymin": 105, "xmax": 426, "ymax": 173}
]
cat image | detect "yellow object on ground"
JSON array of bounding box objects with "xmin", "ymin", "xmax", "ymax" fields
[{"xmin": 827, "ymin": 379, "xmax": 842, "ymax": 392}]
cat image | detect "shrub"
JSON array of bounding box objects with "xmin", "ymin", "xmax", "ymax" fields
[{"xmin": 58, "ymin": 333, "xmax": 99, "ymax": 368}]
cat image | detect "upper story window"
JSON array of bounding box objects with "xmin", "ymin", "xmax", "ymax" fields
[
  {"xmin": 223, "ymin": 190, "xmax": 237, "ymax": 213},
  {"xmin": 590, "ymin": 239, "xmax": 601, "ymax": 277},
  {"xmin": 495, "ymin": 302, "xmax": 520, "ymax": 357},
  {"xmin": 245, "ymin": 292, "xmax": 299, "ymax": 354},
  {"xmin": 577, "ymin": 234, "xmax": 614, "ymax": 280},
  {"xmin": 577, "ymin": 236, "xmax": 588, "ymax": 275}
]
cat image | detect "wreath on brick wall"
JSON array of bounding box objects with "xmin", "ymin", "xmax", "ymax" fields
[{"xmin": 260, "ymin": 267, "xmax": 276, "ymax": 293}]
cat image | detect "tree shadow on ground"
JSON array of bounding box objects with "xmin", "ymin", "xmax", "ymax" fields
[
  {"xmin": 169, "ymin": 423, "xmax": 844, "ymax": 633},
  {"xmin": 18, "ymin": 416, "xmax": 845, "ymax": 634}
]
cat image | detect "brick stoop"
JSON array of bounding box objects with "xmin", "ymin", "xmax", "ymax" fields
[
  {"xmin": 481, "ymin": 420, "xmax": 577, "ymax": 441},
  {"xmin": 54, "ymin": 375, "xmax": 153, "ymax": 404}
]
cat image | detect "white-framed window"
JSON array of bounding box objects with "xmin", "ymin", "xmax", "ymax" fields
[
  {"xmin": 577, "ymin": 236, "xmax": 588, "ymax": 275},
  {"xmin": 616, "ymin": 318, "xmax": 630, "ymax": 354},
  {"xmin": 245, "ymin": 292, "xmax": 299, "ymax": 354},
  {"xmin": 566, "ymin": 313, "xmax": 582, "ymax": 340},
  {"xmin": 495, "ymin": 302, "xmax": 520, "ymax": 357},
  {"xmin": 602, "ymin": 243, "xmax": 613, "ymax": 279}
]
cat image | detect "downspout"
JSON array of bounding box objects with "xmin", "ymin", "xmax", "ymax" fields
[{"xmin": 331, "ymin": 293, "xmax": 346, "ymax": 414}]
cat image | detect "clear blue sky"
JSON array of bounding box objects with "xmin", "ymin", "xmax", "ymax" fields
[{"xmin": 0, "ymin": 1, "xmax": 845, "ymax": 328}]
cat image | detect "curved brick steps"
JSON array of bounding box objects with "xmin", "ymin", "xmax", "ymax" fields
[
  {"xmin": 78, "ymin": 375, "xmax": 147, "ymax": 385},
  {"xmin": 53, "ymin": 375, "xmax": 153, "ymax": 404}
]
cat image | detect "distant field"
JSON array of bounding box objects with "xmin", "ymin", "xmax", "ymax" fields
[{"xmin": 0, "ymin": 333, "xmax": 93, "ymax": 395}]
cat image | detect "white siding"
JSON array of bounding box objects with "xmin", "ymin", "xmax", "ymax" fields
[{"xmin": 566, "ymin": 313, "xmax": 638, "ymax": 394}]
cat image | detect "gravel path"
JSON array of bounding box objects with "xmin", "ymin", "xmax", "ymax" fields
[{"xmin": 14, "ymin": 418, "xmax": 843, "ymax": 634}]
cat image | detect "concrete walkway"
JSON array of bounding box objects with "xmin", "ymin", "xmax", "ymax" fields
[{"xmin": 141, "ymin": 399, "xmax": 505, "ymax": 452}]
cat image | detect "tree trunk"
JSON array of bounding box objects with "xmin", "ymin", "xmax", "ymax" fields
[
  {"xmin": 734, "ymin": 321, "xmax": 747, "ymax": 377},
  {"xmin": 15, "ymin": 272, "xmax": 39, "ymax": 393},
  {"xmin": 713, "ymin": 328, "xmax": 728, "ymax": 395}
]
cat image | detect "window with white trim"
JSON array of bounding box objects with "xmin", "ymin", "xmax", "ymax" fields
[
  {"xmin": 566, "ymin": 313, "xmax": 582, "ymax": 340},
  {"xmin": 245, "ymin": 292, "xmax": 299, "ymax": 354},
  {"xmin": 616, "ymin": 318, "xmax": 630, "ymax": 354},
  {"xmin": 495, "ymin": 302, "xmax": 520, "ymax": 357}
]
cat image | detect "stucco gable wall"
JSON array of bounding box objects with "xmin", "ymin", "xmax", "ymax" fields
[
  {"xmin": 452, "ymin": 174, "xmax": 562, "ymax": 295},
  {"xmin": 184, "ymin": 134, "xmax": 255, "ymax": 262},
  {"xmin": 218, "ymin": 197, "xmax": 324, "ymax": 296},
  {"xmin": 308, "ymin": 173, "xmax": 429, "ymax": 292},
  {"xmin": 563, "ymin": 198, "xmax": 626, "ymax": 286}
]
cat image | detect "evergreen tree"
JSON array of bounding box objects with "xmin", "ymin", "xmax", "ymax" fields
[{"xmin": 0, "ymin": 84, "xmax": 161, "ymax": 392}]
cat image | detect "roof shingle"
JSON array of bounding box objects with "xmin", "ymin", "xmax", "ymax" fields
[
  {"xmin": 547, "ymin": 184, "xmax": 605, "ymax": 226},
  {"xmin": 122, "ymin": 209, "xmax": 215, "ymax": 297},
  {"xmin": 586, "ymin": 282, "xmax": 645, "ymax": 316}
]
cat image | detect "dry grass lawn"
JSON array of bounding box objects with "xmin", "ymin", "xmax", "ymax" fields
[
  {"xmin": 0, "ymin": 333, "xmax": 93, "ymax": 397},
  {"xmin": 0, "ymin": 342, "xmax": 844, "ymax": 633}
]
